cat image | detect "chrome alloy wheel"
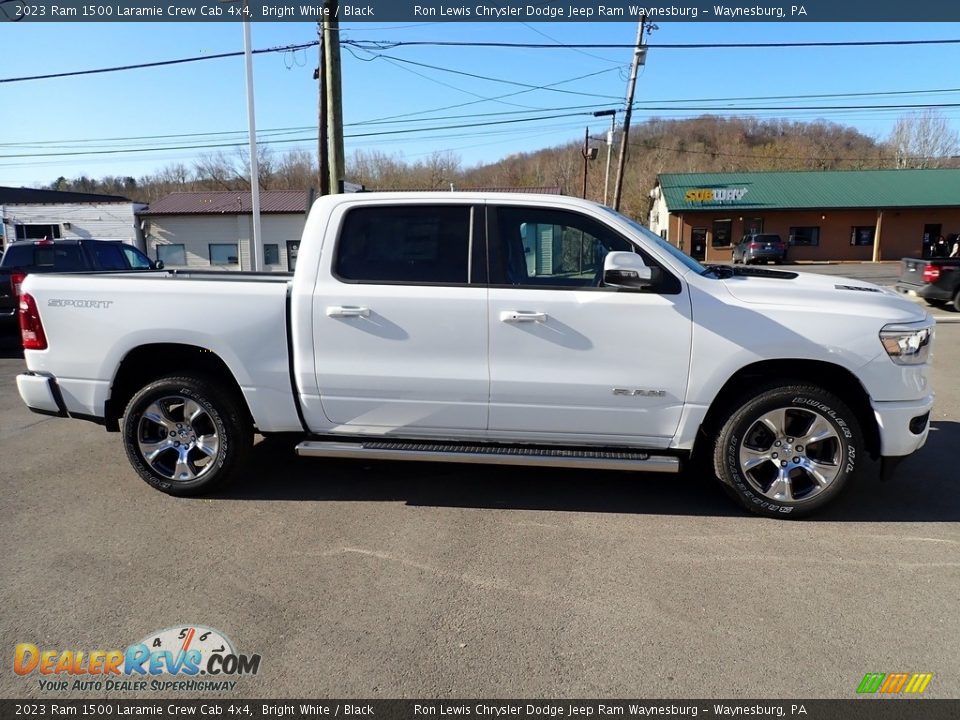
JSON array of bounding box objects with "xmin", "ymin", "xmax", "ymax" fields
[
  {"xmin": 738, "ymin": 407, "xmax": 842, "ymax": 503},
  {"xmin": 136, "ymin": 396, "xmax": 220, "ymax": 482}
]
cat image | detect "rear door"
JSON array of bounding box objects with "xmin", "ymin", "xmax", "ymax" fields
[
  {"xmin": 310, "ymin": 202, "xmax": 489, "ymax": 432},
  {"xmin": 485, "ymin": 204, "xmax": 692, "ymax": 446}
]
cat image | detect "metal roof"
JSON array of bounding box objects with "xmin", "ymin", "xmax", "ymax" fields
[
  {"xmin": 140, "ymin": 191, "xmax": 309, "ymax": 216},
  {"xmin": 656, "ymin": 169, "xmax": 960, "ymax": 212},
  {"xmin": 0, "ymin": 186, "xmax": 131, "ymax": 204}
]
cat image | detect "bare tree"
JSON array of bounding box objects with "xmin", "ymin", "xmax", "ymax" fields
[{"xmin": 889, "ymin": 110, "xmax": 960, "ymax": 168}]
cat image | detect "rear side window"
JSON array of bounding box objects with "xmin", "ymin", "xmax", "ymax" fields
[
  {"xmin": 34, "ymin": 245, "xmax": 87, "ymax": 271},
  {"xmin": 335, "ymin": 205, "xmax": 470, "ymax": 284}
]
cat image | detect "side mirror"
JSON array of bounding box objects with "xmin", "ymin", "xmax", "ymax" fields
[
  {"xmin": 602, "ymin": 251, "xmax": 658, "ymax": 290},
  {"xmin": 153, "ymin": 260, "xmax": 164, "ymax": 270}
]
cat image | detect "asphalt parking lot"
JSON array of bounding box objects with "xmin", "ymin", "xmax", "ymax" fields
[{"xmin": 1, "ymin": 263, "xmax": 958, "ymax": 700}]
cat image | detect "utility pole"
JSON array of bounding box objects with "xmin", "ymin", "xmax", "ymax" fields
[
  {"xmin": 316, "ymin": 23, "xmax": 330, "ymax": 196},
  {"xmin": 242, "ymin": 11, "xmax": 263, "ymax": 271},
  {"xmin": 612, "ymin": 15, "xmax": 648, "ymax": 212},
  {"xmin": 323, "ymin": 2, "xmax": 345, "ymax": 194}
]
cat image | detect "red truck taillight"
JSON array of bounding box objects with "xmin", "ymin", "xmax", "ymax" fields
[
  {"xmin": 10, "ymin": 271, "xmax": 26, "ymax": 298},
  {"xmin": 19, "ymin": 293, "xmax": 48, "ymax": 350},
  {"xmin": 922, "ymin": 264, "xmax": 941, "ymax": 283}
]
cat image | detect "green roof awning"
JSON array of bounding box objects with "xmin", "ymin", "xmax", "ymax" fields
[{"xmin": 657, "ymin": 169, "xmax": 960, "ymax": 212}]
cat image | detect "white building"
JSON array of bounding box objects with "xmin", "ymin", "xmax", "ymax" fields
[
  {"xmin": 140, "ymin": 191, "xmax": 310, "ymax": 272},
  {"xmin": 0, "ymin": 186, "xmax": 146, "ymax": 252}
]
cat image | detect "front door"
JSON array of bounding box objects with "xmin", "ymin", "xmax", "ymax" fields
[
  {"xmin": 691, "ymin": 227, "xmax": 707, "ymax": 261},
  {"xmin": 286, "ymin": 241, "xmax": 300, "ymax": 271},
  {"xmin": 309, "ymin": 203, "xmax": 489, "ymax": 432},
  {"xmin": 486, "ymin": 205, "xmax": 692, "ymax": 446}
]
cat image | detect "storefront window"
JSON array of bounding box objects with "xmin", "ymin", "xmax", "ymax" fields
[
  {"xmin": 712, "ymin": 219, "xmax": 733, "ymax": 247},
  {"xmin": 745, "ymin": 217, "xmax": 764, "ymax": 235},
  {"xmin": 789, "ymin": 227, "xmax": 820, "ymax": 246},
  {"xmin": 851, "ymin": 226, "xmax": 875, "ymax": 246}
]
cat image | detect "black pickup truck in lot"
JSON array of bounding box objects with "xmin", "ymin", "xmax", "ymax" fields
[
  {"xmin": 0, "ymin": 239, "xmax": 159, "ymax": 329},
  {"xmin": 896, "ymin": 257, "xmax": 960, "ymax": 311}
]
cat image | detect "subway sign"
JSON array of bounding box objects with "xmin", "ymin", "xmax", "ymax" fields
[{"xmin": 685, "ymin": 188, "xmax": 749, "ymax": 203}]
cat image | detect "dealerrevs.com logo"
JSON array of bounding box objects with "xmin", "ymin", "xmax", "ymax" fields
[
  {"xmin": 14, "ymin": 625, "xmax": 261, "ymax": 692},
  {"xmin": 857, "ymin": 672, "xmax": 934, "ymax": 695}
]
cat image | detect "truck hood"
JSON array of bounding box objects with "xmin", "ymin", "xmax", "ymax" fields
[{"xmin": 720, "ymin": 269, "xmax": 928, "ymax": 323}]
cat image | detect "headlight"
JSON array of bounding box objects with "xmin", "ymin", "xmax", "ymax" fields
[{"xmin": 880, "ymin": 322, "xmax": 934, "ymax": 365}]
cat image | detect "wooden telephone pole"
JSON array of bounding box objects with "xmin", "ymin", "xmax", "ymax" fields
[
  {"xmin": 612, "ymin": 15, "xmax": 648, "ymax": 212},
  {"xmin": 317, "ymin": 23, "xmax": 329, "ymax": 195},
  {"xmin": 323, "ymin": 1, "xmax": 345, "ymax": 194}
]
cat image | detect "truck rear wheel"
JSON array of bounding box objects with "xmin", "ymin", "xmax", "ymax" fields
[
  {"xmin": 713, "ymin": 384, "xmax": 863, "ymax": 518},
  {"xmin": 122, "ymin": 376, "xmax": 252, "ymax": 496}
]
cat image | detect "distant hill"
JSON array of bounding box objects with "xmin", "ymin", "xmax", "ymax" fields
[{"xmin": 47, "ymin": 115, "xmax": 955, "ymax": 223}]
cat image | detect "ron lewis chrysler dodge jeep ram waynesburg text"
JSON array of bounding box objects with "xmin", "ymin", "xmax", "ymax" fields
[{"xmin": 16, "ymin": 193, "xmax": 935, "ymax": 518}]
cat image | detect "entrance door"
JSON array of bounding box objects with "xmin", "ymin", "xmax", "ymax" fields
[
  {"xmin": 286, "ymin": 241, "xmax": 300, "ymax": 271},
  {"xmin": 922, "ymin": 224, "xmax": 941, "ymax": 259},
  {"xmin": 486, "ymin": 205, "xmax": 692, "ymax": 445},
  {"xmin": 691, "ymin": 228, "xmax": 707, "ymax": 261}
]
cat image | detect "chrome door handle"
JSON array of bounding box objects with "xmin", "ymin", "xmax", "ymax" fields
[
  {"xmin": 500, "ymin": 310, "xmax": 547, "ymax": 323},
  {"xmin": 327, "ymin": 305, "xmax": 370, "ymax": 318}
]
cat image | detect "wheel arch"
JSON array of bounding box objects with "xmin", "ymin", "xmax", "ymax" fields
[
  {"xmin": 105, "ymin": 343, "xmax": 252, "ymax": 432},
  {"xmin": 695, "ymin": 359, "xmax": 880, "ymax": 461}
]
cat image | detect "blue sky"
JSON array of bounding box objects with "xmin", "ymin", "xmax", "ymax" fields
[{"xmin": 2, "ymin": 21, "xmax": 959, "ymax": 187}]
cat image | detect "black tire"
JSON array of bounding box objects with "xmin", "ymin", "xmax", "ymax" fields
[
  {"xmin": 122, "ymin": 375, "xmax": 252, "ymax": 496},
  {"xmin": 952, "ymin": 290, "xmax": 960, "ymax": 313},
  {"xmin": 924, "ymin": 298, "xmax": 946, "ymax": 308},
  {"xmin": 712, "ymin": 383, "xmax": 863, "ymax": 518}
]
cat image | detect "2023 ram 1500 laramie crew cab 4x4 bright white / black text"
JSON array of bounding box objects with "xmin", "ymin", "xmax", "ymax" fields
[{"xmin": 16, "ymin": 193, "xmax": 935, "ymax": 517}]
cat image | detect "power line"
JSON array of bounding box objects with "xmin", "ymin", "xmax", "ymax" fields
[
  {"xmin": 346, "ymin": 38, "xmax": 960, "ymax": 50},
  {"xmin": 0, "ymin": 41, "xmax": 319, "ymax": 84},
  {"xmin": 0, "ymin": 111, "xmax": 602, "ymax": 160},
  {"xmin": 5, "ymin": 37, "xmax": 960, "ymax": 85}
]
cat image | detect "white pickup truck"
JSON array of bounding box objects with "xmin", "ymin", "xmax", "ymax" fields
[{"xmin": 16, "ymin": 193, "xmax": 935, "ymax": 518}]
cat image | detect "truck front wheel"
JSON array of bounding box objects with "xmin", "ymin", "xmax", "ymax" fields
[
  {"xmin": 122, "ymin": 376, "xmax": 252, "ymax": 496},
  {"xmin": 713, "ymin": 384, "xmax": 863, "ymax": 518}
]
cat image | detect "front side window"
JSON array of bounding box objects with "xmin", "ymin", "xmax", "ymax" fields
[
  {"xmin": 491, "ymin": 207, "xmax": 634, "ymax": 289},
  {"xmin": 851, "ymin": 226, "xmax": 875, "ymax": 246},
  {"xmin": 157, "ymin": 244, "xmax": 186, "ymax": 267},
  {"xmin": 789, "ymin": 227, "xmax": 820, "ymax": 246},
  {"xmin": 209, "ymin": 243, "xmax": 239, "ymax": 266},
  {"xmin": 90, "ymin": 243, "xmax": 126, "ymax": 270},
  {"xmin": 122, "ymin": 245, "xmax": 153, "ymax": 269},
  {"xmin": 335, "ymin": 205, "xmax": 470, "ymax": 284}
]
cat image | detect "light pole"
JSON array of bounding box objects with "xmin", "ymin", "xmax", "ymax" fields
[{"xmin": 242, "ymin": 7, "xmax": 263, "ymax": 271}]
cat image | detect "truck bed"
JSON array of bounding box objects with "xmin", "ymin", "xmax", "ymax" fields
[{"xmin": 20, "ymin": 270, "xmax": 303, "ymax": 432}]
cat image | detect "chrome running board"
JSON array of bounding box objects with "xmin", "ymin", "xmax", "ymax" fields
[{"xmin": 295, "ymin": 440, "xmax": 681, "ymax": 473}]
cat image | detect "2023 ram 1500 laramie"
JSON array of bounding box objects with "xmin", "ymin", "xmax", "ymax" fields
[{"xmin": 16, "ymin": 193, "xmax": 935, "ymax": 518}]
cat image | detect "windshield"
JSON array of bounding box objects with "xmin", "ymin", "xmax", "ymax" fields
[{"xmin": 599, "ymin": 206, "xmax": 710, "ymax": 276}]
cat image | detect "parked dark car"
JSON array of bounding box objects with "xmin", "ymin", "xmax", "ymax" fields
[
  {"xmin": 0, "ymin": 239, "xmax": 159, "ymax": 329},
  {"xmin": 732, "ymin": 233, "xmax": 787, "ymax": 265},
  {"xmin": 895, "ymin": 256, "xmax": 960, "ymax": 312}
]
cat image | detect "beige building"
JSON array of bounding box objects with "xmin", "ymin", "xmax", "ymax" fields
[{"xmin": 140, "ymin": 191, "xmax": 310, "ymax": 272}]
